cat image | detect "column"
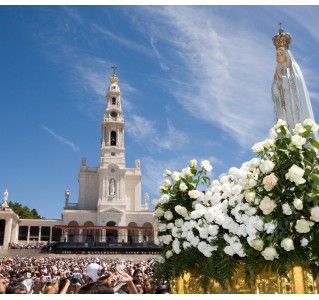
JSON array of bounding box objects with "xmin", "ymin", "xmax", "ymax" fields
[
  {"xmin": 39, "ymin": 226, "xmax": 42, "ymax": 242},
  {"xmin": 27, "ymin": 226, "xmax": 30, "ymax": 243},
  {"xmin": 3, "ymin": 217, "xmax": 12, "ymax": 250},
  {"xmin": 49, "ymin": 226, "xmax": 52, "ymax": 243}
]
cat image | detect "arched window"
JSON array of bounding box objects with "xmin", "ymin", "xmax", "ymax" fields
[
  {"xmin": 106, "ymin": 221, "xmax": 118, "ymax": 242},
  {"xmin": 143, "ymin": 222, "xmax": 154, "ymax": 243},
  {"xmin": 110, "ymin": 131, "xmax": 116, "ymax": 146},
  {"xmin": 83, "ymin": 221, "xmax": 94, "ymax": 243},
  {"xmin": 112, "ymin": 97, "xmax": 116, "ymax": 105},
  {"xmin": 127, "ymin": 222, "xmax": 138, "ymax": 244},
  {"xmin": 68, "ymin": 221, "xmax": 79, "ymax": 243}
]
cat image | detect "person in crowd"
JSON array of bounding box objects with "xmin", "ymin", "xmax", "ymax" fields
[
  {"xmin": 155, "ymin": 284, "xmax": 170, "ymax": 294},
  {"xmin": 132, "ymin": 268, "xmax": 144, "ymax": 284},
  {"xmin": 143, "ymin": 278, "xmax": 155, "ymax": 294},
  {"xmin": 5, "ymin": 281, "xmax": 28, "ymax": 294}
]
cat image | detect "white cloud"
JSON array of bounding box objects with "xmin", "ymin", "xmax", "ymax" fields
[
  {"xmin": 129, "ymin": 6, "xmax": 277, "ymax": 148},
  {"xmin": 126, "ymin": 114, "xmax": 157, "ymax": 139},
  {"xmin": 92, "ymin": 23, "xmax": 152, "ymax": 56},
  {"xmin": 126, "ymin": 115, "xmax": 189, "ymax": 151},
  {"xmin": 149, "ymin": 36, "xmax": 170, "ymax": 71},
  {"xmin": 42, "ymin": 126, "xmax": 80, "ymax": 152},
  {"xmin": 153, "ymin": 120, "xmax": 189, "ymax": 150}
]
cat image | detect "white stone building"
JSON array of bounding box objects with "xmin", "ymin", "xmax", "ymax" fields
[{"xmin": 0, "ymin": 73, "xmax": 155, "ymax": 250}]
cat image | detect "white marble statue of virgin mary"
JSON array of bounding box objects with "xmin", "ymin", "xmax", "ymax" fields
[{"xmin": 271, "ymin": 26, "xmax": 317, "ymax": 136}]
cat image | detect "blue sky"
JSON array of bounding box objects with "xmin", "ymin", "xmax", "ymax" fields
[{"xmin": 1, "ymin": 5, "xmax": 319, "ymax": 219}]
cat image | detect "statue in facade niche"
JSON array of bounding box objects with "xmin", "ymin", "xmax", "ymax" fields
[{"xmin": 109, "ymin": 179, "xmax": 115, "ymax": 195}]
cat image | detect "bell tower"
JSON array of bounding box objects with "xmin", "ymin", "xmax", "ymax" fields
[{"xmin": 100, "ymin": 66, "xmax": 125, "ymax": 168}]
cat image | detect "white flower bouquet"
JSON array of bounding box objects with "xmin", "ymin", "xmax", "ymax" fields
[{"xmin": 153, "ymin": 119, "xmax": 319, "ymax": 290}]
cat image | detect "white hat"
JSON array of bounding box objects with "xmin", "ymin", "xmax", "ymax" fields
[{"xmin": 86, "ymin": 263, "xmax": 100, "ymax": 282}]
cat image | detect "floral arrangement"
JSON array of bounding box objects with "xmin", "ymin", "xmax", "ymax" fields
[{"xmin": 153, "ymin": 118, "xmax": 319, "ymax": 291}]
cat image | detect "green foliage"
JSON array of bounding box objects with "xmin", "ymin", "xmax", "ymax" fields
[{"xmin": 8, "ymin": 201, "xmax": 42, "ymax": 219}]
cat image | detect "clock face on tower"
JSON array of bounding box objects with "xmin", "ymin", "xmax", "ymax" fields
[{"xmin": 110, "ymin": 111, "xmax": 118, "ymax": 118}]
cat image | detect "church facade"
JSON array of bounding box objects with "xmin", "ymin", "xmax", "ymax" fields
[{"xmin": 0, "ymin": 73, "xmax": 155, "ymax": 250}]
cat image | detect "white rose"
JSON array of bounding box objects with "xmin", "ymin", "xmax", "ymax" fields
[
  {"xmin": 179, "ymin": 182, "xmax": 188, "ymax": 191},
  {"xmin": 162, "ymin": 235, "xmax": 173, "ymax": 245},
  {"xmin": 165, "ymin": 250, "xmax": 173, "ymax": 259},
  {"xmin": 244, "ymin": 191, "xmax": 255, "ymax": 204},
  {"xmin": 303, "ymin": 118, "xmax": 319, "ymax": 132},
  {"xmin": 154, "ymin": 208, "xmax": 164, "ymax": 217},
  {"xmin": 259, "ymin": 160, "xmax": 275, "ymax": 174},
  {"xmin": 163, "ymin": 169, "xmax": 172, "ymax": 177},
  {"xmin": 264, "ymin": 222, "xmax": 276, "ymax": 234},
  {"xmin": 291, "ymin": 135, "xmax": 306, "ymax": 149},
  {"xmin": 152, "ymin": 199, "xmax": 159, "ymax": 207},
  {"xmin": 158, "ymin": 223, "xmax": 167, "ymax": 232},
  {"xmin": 167, "ymin": 223, "xmax": 174, "ymax": 229},
  {"xmin": 156, "ymin": 255, "xmax": 165, "ymax": 264},
  {"xmin": 259, "ymin": 196, "xmax": 277, "ymax": 215},
  {"xmin": 181, "ymin": 167, "xmax": 192, "ymax": 177},
  {"xmin": 262, "ymin": 173, "xmax": 278, "ymax": 191},
  {"xmin": 250, "ymin": 158, "xmax": 261, "ymax": 168},
  {"xmin": 285, "ymin": 165, "xmax": 306, "ymax": 185},
  {"xmin": 171, "ymin": 171, "xmax": 180, "ymax": 181},
  {"xmin": 175, "ymin": 219, "xmax": 184, "ymax": 227},
  {"xmin": 248, "ymin": 179, "xmax": 257, "ymax": 187},
  {"xmin": 189, "ymin": 159, "xmax": 197, "ymax": 168},
  {"xmin": 310, "ymin": 206, "xmax": 319, "ymax": 222},
  {"xmin": 295, "ymin": 219, "xmax": 314, "ymax": 233},
  {"xmin": 163, "ymin": 179, "xmax": 171, "ymax": 187},
  {"xmin": 159, "ymin": 186, "xmax": 167, "ymax": 193},
  {"xmin": 282, "ymin": 203, "xmax": 292, "ymax": 215},
  {"xmin": 300, "ymin": 238, "xmax": 309, "ymax": 247},
  {"xmin": 160, "ymin": 194, "xmax": 170, "ymax": 204},
  {"xmin": 281, "ymin": 238, "xmax": 295, "ymax": 251},
  {"xmin": 188, "ymin": 190, "xmax": 201, "ymax": 199},
  {"xmin": 251, "ymin": 239, "xmax": 264, "ymax": 251},
  {"xmin": 268, "ymin": 128, "xmax": 278, "ymax": 140},
  {"xmin": 164, "ymin": 210, "xmax": 173, "ymax": 221},
  {"xmin": 252, "ymin": 142, "xmax": 264, "ymax": 153},
  {"xmin": 293, "ymin": 123, "xmax": 306, "ymax": 135},
  {"xmin": 201, "ymin": 160, "xmax": 213, "ymax": 172},
  {"xmin": 274, "ymin": 118, "xmax": 287, "ymax": 129},
  {"xmin": 175, "ymin": 205, "xmax": 188, "ymax": 217},
  {"xmin": 261, "ymin": 247, "xmax": 279, "ymax": 261},
  {"xmin": 293, "ymin": 198, "xmax": 303, "ymax": 210},
  {"xmin": 263, "ymin": 138, "xmax": 275, "ymax": 149}
]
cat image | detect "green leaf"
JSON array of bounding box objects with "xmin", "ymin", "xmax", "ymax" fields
[{"xmin": 310, "ymin": 138, "xmax": 319, "ymax": 149}]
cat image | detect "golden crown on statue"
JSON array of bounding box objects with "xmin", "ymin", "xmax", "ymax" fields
[{"xmin": 272, "ymin": 22, "xmax": 292, "ymax": 49}]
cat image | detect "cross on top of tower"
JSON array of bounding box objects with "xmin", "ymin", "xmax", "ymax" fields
[
  {"xmin": 111, "ymin": 65, "xmax": 117, "ymax": 75},
  {"xmin": 110, "ymin": 65, "xmax": 119, "ymax": 83}
]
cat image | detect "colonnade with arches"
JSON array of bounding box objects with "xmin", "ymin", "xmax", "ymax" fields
[{"xmin": 59, "ymin": 221, "xmax": 155, "ymax": 244}]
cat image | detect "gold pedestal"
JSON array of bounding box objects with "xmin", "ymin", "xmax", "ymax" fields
[{"xmin": 170, "ymin": 265, "xmax": 319, "ymax": 294}]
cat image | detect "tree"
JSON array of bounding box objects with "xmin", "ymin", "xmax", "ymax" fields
[{"xmin": 8, "ymin": 201, "xmax": 42, "ymax": 219}]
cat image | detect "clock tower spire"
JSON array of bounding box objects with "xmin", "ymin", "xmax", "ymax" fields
[{"xmin": 100, "ymin": 67, "xmax": 125, "ymax": 168}]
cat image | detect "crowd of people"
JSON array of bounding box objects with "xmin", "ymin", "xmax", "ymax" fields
[
  {"xmin": 9, "ymin": 242, "xmax": 50, "ymax": 249},
  {"xmin": 0, "ymin": 255, "xmax": 170, "ymax": 294}
]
